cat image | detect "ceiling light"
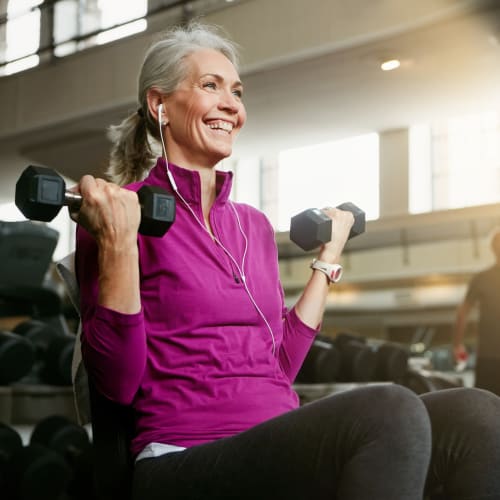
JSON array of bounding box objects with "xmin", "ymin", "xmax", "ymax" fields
[{"xmin": 381, "ymin": 59, "xmax": 401, "ymax": 71}]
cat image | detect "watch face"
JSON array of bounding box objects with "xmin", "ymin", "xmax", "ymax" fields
[
  {"xmin": 329, "ymin": 266, "xmax": 342, "ymax": 282},
  {"xmin": 310, "ymin": 260, "xmax": 342, "ymax": 283}
]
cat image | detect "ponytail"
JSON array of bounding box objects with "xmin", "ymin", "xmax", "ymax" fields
[{"xmin": 106, "ymin": 111, "xmax": 155, "ymax": 186}]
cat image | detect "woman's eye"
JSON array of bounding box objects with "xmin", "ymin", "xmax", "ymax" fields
[
  {"xmin": 232, "ymin": 89, "xmax": 243, "ymax": 98},
  {"xmin": 203, "ymin": 82, "xmax": 217, "ymax": 90}
]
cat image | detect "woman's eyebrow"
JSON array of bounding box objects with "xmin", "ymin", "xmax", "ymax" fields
[{"xmin": 201, "ymin": 73, "xmax": 243, "ymax": 87}]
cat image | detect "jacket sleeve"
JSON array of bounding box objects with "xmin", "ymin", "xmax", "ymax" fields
[
  {"xmin": 259, "ymin": 211, "xmax": 317, "ymax": 381},
  {"xmin": 75, "ymin": 225, "xmax": 147, "ymax": 405},
  {"xmin": 278, "ymin": 298, "xmax": 318, "ymax": 383}
]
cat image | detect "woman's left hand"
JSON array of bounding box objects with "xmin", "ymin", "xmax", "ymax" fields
[{"xmin": 316, "ymin": 206, "xmax": 354, "ymax": 263}]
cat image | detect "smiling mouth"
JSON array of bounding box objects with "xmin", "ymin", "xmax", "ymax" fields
[{"xmin": 206, "ymin": 120, "xmax": 234, "ymax": 133}]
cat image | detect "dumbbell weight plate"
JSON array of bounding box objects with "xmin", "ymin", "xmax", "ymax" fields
[
  {"xmin": 13, "ymin": 320, "xmax": 73, "ymax": 385},
  {"xmin": 375, "ymin": 343, "xmax": 409, "ymax": 382},
  {"xmin": 5, "ymin": 443, "xmax": 72, "ymax": 500},
  {"xmin": 0, "ymin": 423, "xmax": 23, "ymax": 463},
  {"xmin": 337, "ymin": 340, "xmax": 377, "ymax": 382},
  {"xmin": 290, "ymin": 209, "xmax": 331, "ymax": 252},
  {"xmin": 31, "ymin": 415, "xmax": 90, "ymax": 458},
  {"xmin": 137, "ymin": 185, "xmax": 176, "ymax": 237},
  {"xmin": 0, "ymin": 331, "xmax": 35, "ymax": 384},
  {"xmin": 336, "ymin": 202, "xmax": 366, "ymax": 240},
  {"xmin": 296, "ymin": 341, "xmax": 341, "ymax": 383},
  {"xmin": 41, "ymin": 336, "xmax": 75, "ymax": 386}
]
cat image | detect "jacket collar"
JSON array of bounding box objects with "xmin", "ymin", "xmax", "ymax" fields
[{"xmin": 145, "ymin": 157, "xmax": 233, "ymax": 206}]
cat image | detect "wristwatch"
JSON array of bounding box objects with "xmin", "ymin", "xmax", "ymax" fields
[{"xmin": 310, "ymin": 259, "xmax": 343, "ymax": 283}]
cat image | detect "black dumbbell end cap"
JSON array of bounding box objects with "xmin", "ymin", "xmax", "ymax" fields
[
  {"xmin": 15, "ymin": 165, "xmax": 65, "ymax": 222},
  {"xmin": 336, "ymin": 202, "xmax": 366, "ymax": 239},
  {"xmin": 137, "ymin": 185, "xmax": 176, "ymax": 237},
  {"xmin": 290, "ymin": 208, "xmax": 332, "ymax": 251}
]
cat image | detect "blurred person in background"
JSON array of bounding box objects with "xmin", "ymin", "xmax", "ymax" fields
[{"xmin": 453, "ymin": 228, "xmax": 500, "ymax": 395}]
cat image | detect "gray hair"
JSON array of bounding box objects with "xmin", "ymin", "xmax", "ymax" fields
[{"xmin": 106, "ymin": 21, "xmax": 240, "ymax": 185}]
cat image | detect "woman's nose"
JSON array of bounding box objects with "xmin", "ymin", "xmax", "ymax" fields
[{"xmin": 219, "ymin": 90, "xmax": 240, "ymax": 113}]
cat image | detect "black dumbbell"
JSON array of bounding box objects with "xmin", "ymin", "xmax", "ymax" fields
[
  {"xmin": 0, "ymin": 331, "xmax": 35, "ymax": 385},
  {"xmin": 1, "ymin": 422, "xmax": 72, "ymax": 500},
  {"xmin": 396, "ymin": 369, "xmax": 464, "ymax": 395},
  {"xmin": 30, "ymin": 415, "xmax": 94, "ymax": 500},
  {"xmin": 373, "ymin": 342, "xmax": 410, "ymax": 382},
  {"xmin": 15, "ymin": 165, "xmax": 176, "ymax": 237},
  {"xmin": 296, "ymin": 338, "xmax": 341, "ymax": 384},
  {"xmin": 0, "ymin": 422, "xmax": 23, "ymax": 490},
  {"xmin": 334, "ymin": 333, "xmax": 378, "ymax": 382},
  {"xmin": 290, "ymin": 202, "xmax": 365, "ymax": 251},
  {"xmin": 13, "ymin": 320, "xmax": 74, "ymax": 386}
]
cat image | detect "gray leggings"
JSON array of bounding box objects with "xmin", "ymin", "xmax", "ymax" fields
[{"xmin": 133, "ymin": 386, "xmax": 500, "ymax": 500}]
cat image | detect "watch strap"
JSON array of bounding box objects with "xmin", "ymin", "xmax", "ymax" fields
[{"xmin": 310, "ymin": 259, "xmax": 343, "ymax": 283}]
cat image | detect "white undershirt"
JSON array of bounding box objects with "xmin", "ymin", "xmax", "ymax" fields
[{"xmin": 135, "ymin": 442, "xmax": 187, "ymax": 463}]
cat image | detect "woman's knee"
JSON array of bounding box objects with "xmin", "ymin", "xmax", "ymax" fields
[
  {"xmin": 422, "ymin": 387, "xmax": 500, "ymax": 437},
  {"xmin": 359, "ymin": 384, "xmax": 430, "ymax": 424},
  {"xmin": 421, "ymin": 386, "xmax": 500, "ymax": 497},
  {"xmin": 330, "ymin": 384, "xmax": 432, "ymax": 447}
]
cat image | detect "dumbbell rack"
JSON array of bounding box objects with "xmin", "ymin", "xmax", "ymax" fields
[
  {"xmin": 1, "ymin": 384, "xmax": 77, "ymax": 424},
  {"xmin": 0, "ymin": 221, "xmax": 78, "ymax": 428}
]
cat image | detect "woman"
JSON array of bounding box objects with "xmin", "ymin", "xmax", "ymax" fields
[{"xmin": 74, "ymin": 22, "xmax": 500, "ymax": 499}]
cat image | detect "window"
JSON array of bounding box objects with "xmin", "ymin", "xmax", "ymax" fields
[
  {"xmin": 0, "ymin": 0, "xmax": 42, "ymax": 76},
  {"xmin": 54, "ymin": 0, "xmax": 147, "ymax": 57},
  {"xmin": 409, "ymin": 111, "xmax": 500, "ymax": 213},
  {"xmin": 276, "ymin": 134, "xmax": 380, "ymax": 231}
]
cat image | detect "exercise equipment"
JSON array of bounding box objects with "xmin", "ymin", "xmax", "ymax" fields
[
  {"xmin": 0, "ymin": 422, "xmax": 23, "ymax": 490},
  {"xmin": 13, "ymin": 320, "xmax": 74, "ymax": 386},
  {"xmin": 396, "ymin": 369, "xmax": 464, "ymax": 395},
  {"xmin": 30, "ymin": 415, "xmax": 94, "ymax": 500},
  {"xmin": 0, "ymin": 221, "xmax": 58, "ymax": 288},
  {"xmin": 296, "ymin": 339, "xmax": 341, "ymax": 383},
  {"xmin": 15, "ymin": 165, "xmax": 176, "ymax": 237},
  {"xmin": 335, "ymin": 338, "xmax": 378, "ymax": 382},
  {"xmin": 0, "ymin": 331, "xmax": 35, "ymax": 385},
  {"xmin": 373, "ymin": 341, "xmax": 410, "ymax": 382},
  {"xmin": 31, "ymin": 415, "xmax": 90, "ymax": 459},
  {"xmin": 290, "ymin": 202, "xmax": 366, "ymax": 251},
  {"xmin": 334, "ymin": 332, "xmax": 410, "ymax": 382},
  {"xmin": 0, "ymin": 422, "xmax": 72, "ymax": 500}
]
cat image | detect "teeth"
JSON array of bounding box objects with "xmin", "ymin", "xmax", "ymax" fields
[{"xmin": 208, "ymin": 121, "xmax": 233, "ymax": 132}]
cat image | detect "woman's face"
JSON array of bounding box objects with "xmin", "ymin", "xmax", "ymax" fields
[{"xmin": 163, "ymin": 48, "xmax": 246, "ymax": 169}]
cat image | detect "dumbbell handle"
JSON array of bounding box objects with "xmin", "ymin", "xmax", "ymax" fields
[
  {"xmin": 16, "ymin": 165, "xmax": 176, "ymax": 237},
  {"xmin": 64, "ymin": 191, "xmax": 83, "ymax": 208},
  {"xmin": 63, "ymin": 186, "xmax": 175, "ymax": 237}
]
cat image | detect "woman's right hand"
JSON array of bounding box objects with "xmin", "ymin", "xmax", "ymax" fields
[{"xmin": 69, "ymin": 175, "xmax": 141, "ymax": 247}]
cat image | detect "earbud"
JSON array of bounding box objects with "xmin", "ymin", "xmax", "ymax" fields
[{"xmin": 157, "ymin": 103, "xmax": 167, "ymax": 126}]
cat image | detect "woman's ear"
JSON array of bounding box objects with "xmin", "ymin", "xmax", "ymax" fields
[{"xmin": 146, "ymin": 89, "xmax": 168, "ymax": 126}]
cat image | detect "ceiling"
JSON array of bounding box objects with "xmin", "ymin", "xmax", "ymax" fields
[
  {"xmin": 6, "ymin": 1, "xmax": 500, "ymax": 190},
  {"xmin": 235, "ymin": 1, "xmax": 500, "ymax": 157}
]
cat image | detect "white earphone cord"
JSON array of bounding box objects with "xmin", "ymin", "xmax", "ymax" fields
[{"xmin": 157, "ymin": 109, "xmax": 276, "ymax": 354}]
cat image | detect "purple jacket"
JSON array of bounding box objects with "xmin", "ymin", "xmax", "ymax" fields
[{"xmin": 76, "ymin": 158, "xmax": 317, "ymax": 457}]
